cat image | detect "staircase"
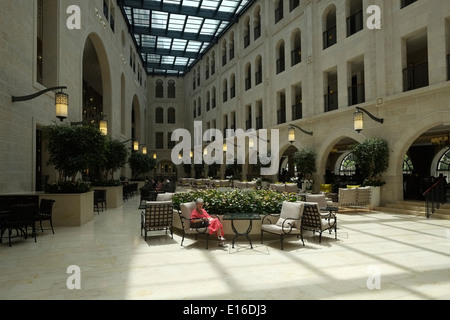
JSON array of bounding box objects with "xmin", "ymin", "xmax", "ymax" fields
[{"xmin": 375, "ymin": 200, "xmax": 450, "ymax": 220}]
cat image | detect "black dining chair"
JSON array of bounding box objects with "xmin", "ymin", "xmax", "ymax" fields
[
  {"xmin": 36, "ymin": 199, "xmax": 56, "ymax": 234},
  {"xmin": 94, "ymin": 190, "xmax": 107, "ymax": 214},
  {"xmin": 1, "ymin": 203, "xmax": 38, "ymax": 247}
]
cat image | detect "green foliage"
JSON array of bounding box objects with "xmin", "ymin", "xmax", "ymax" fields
[
  {"xmin": 45, "ymin": 181, "xmax": 91, "ymax": 194},
  {"xmin": 103, "ymin": 137, "xmax": 129, "ymax": 180},
  {"xmin": 350, "ymin": 137, "xmax": 390, "ymax": 186},
  {"xmin": 44, "ymin": 124, "xmax": 107, "ymax": 182},
  {"xmin": 293, "ymin": 148, "xmax": 317, "ymax": 178},
  {"xmin": 128, "ymin": 152, "xmax": 157, "ymax": 179},
  {"xmin": 172, "ymin": 189, "xmax": 299, "ymax": 214}
]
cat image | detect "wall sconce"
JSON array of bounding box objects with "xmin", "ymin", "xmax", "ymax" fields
[
  {"xmin": 142, "ymin": 146, "xmax": 147, "ymax": 155},
  {"xmin": 99, "ymin": 119, "xmax": 108, "ymax": 135},
  {"xmin": 353, "ymin": 107, "xmax": 384, "ymax": 133},
  {"xmin": 11, "ymin": 86, "xmax": 69, "ymax": 121},
  {"xmin": 288, "ymin": 124, "xmax": 313, "ymax": 144}
]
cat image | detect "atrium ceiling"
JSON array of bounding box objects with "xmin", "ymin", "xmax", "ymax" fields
[{"xmin": 118, "ymin": 0, "xmax": 257, "ymax": 76}]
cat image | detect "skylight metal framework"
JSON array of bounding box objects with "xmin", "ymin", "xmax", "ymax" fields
[{"xmin": 118, "ymin": 0, "xmax": 256, "ymax": 76}]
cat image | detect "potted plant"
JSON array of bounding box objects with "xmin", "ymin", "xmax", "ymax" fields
[
  {"xmin": 293, "ymin": 147, "xmax": 317, "ymax": 192},
  {"xmin": 43, "ymin": 123, "xmax": 107, "ymax": 226},
  {"xmin": 350, "ymin": 137, "xmax": 390, "ymax": 207},
  {"xmin": 128, "ymin": 152, "xmax": 157, "ymax": 180},
  {"xmin": 92, "ymin": 137, "xmax": 130, "ymax": 208},
  {"xmin": 44, "ymin": 123, "xmax": 107, "ymax": 190}
]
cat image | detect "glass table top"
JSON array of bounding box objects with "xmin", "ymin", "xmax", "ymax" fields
[{"xmin": 222, "ymin": 213, "xmax": 262, "ymax": 220}]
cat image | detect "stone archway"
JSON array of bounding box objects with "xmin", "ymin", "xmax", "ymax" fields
[{"xmin": 82, "ymin": 33, "xmax": 112, "ymax": 129}]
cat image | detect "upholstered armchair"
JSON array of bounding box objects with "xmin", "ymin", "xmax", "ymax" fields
[
  {"xmin": 177, "ymin": 202, "xmax": 221, "ymax": 249},
  {"xmin": 260, "ymin": 201, "xmax": 305, "ymax": 250}
]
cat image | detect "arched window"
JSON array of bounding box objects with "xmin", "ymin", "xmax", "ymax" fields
[
  {"xmin": 168, "ymin": 108, "xmax": 176, "ymax": 124},
  {"xmin": 339, "ymin": 153, "xmax": 356, "ymax": 176},
  {"xmin": 245, "ymin": 63, "xmax": 252, "ymax": 90},
  {"xmin": 276, "ymin": 41, "xmax": 285, "ymax": 74},
  {"xmin": 323, "ymin": 6, "xmax": 337, "ymax": 49},
  {"xmin": 223, "ymin": 79, "xmax": 228, "ymax": 102},
  {"xmin": 403, "ymin": 154, "xmax": 414, "ymax": 175},
  {"xmin": 437, "ymin": 148, "xmax": 450, "ymax": 178},
  {"xmin": 230, "ymin": 74, "xmax": 236, "ymax": 98},
  {"xmin": 155, "ymin": 107, "xmax": 164, "ymax": 123},
  {"xmin": 291, "ymin": 30, "xmax": 302, "ymax": 66},
  {"xmin": 155, "ymin": 80, "xmax": 164, "ymax": 98},
  {"xmin": 168, "ymin": 80, "xmax": 176, "ymax": 98},
  {"xmin": 255, "ymin": 55, "xmax": 263, "ymax": 85}
]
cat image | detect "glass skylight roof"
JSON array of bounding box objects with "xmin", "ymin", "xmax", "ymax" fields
[{"xmin": 118, "ymin": 0, "xmax": 257, "ymax": 76}]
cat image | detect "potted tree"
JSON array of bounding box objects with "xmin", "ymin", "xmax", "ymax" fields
[
  {"xmin": 293, "ymin": 147, "xmax": 317, "ymax": 192},
  {"xmin": 43, "ymin": 123, "xmax": 107, "ymax": 226},
  {"xmin": 128, "ymin": 152, "xmax": 157, "ymax": 180},
  {"xmin": 93, "ymin": 137, "xmax": 130, "ymax": 208},
  {"xmin": 350, "ymin": 137, "xmax": 390, "ymax": 207}
]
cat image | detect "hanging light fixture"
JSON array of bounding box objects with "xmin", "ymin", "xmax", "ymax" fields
[
  {"xmin": 11, "ymin": 86, "xmax": 69, "ymax": 121},
  {"xmin": 142, "ymin": 146, "xmax": 147, "ymax": 155},
  {"xmin": 55, "ymin": 90, "xmax": 69, "ymax": 121},
  {"xmin": 288, "ymin": 124, "xmax": 313, "ymax": 144},
  {"xmin": 353, "ymin": 107, "xmax": 384, "ymax": 133},
  {"xmin": 133, "ymin": 141, "xmax": 139, "ymax": 151}
]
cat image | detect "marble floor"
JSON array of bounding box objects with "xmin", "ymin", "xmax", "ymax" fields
[{"xmin": 0, "ymin": 194, "xmax": 449, "ymax": 301}]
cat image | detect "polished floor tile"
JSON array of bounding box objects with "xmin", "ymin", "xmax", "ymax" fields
[{"xmin": 0, "ymin": 194, "xmax": 449, "ymax": 300}]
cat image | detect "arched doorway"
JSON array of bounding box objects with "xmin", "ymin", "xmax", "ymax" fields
[{"xmin": 82, "ymin": 33, "xmax": 112, "ymax": 129}]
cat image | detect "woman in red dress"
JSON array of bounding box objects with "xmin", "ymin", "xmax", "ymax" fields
[{"xmin": 191, "ymin": 198, "xmax": 227, "ymax": 247}]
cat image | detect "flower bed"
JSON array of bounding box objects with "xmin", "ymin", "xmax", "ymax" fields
[{"xmin": 172, "ymin": 189, "xmax": 299, "ymax": 214}]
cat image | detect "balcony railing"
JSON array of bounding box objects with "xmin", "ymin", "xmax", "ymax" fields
[
  {"xmin": 255, "ymin": 71, "xmax": 262, "ymax": 85},
  {"xmin": 403, "ymin": 62, "xmax": 429, "ymax": 92},
  {"xmin": 244, "ymin": 35, "xmax": 250, "ymax": 48},
  {"xmin": 323, "ymin": 25, "xmax": 337, "ymax": 49},
  {"xmin": 246, "ymin": 120, "xmax": 252, "ymax": 131},
  {"xmin": 275, "ymin": 6, "xmax": 283, "ymax": 24},
  {"xmin": 276, "ymin": 58, "xmax": 285, "ymax": 74},
  {"xmin": 277, "ymin": 109, "xmax": 286, "ymax": 125},
  {"xmin": 256, "ymin": 116, "xmax": 263, "ymax": 130},
  {"xmin": 245, "ymin": 78, "xmax": 251, "ymax": 91},
  {"xmin": 347, "ymin": 10, "xmax": 363, "ymax": 37},
  {"xmin": 291, "ymin": 47, "xmax": 301, "ymax": 66},
  {"xmin": 324, "ymin": 92, "xmax": 339, "ymax": 112},
  {"xmin": 254, "ymin": 25, "xmax": 261, "ymax": 40},
  {"xmin": 348, "ymin": 83, "xmax": 366, "ymax": 106},
  {"xmin": 292, "ymin": 104, "xmax": 303, "ymax": 120},
  {"xmin": 447, "ymin": 54, "xmax": 450, "ymax": 81}
]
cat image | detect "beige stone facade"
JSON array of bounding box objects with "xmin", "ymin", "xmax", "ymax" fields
[{"xmin": 1, "ymin": 0, "xmax": 450, "ymax": 206}]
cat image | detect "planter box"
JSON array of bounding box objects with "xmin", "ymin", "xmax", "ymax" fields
[
  {"xmin": 370, "ymin": 186, "xmax": 381, "ymax": 209},
  {"xmin": 42, "ymin": 191, "xmax": 94, "ymax": 227},
  {"xmin": 92, "ymin": 185, "xmax": 123, "ymax": 208}
]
